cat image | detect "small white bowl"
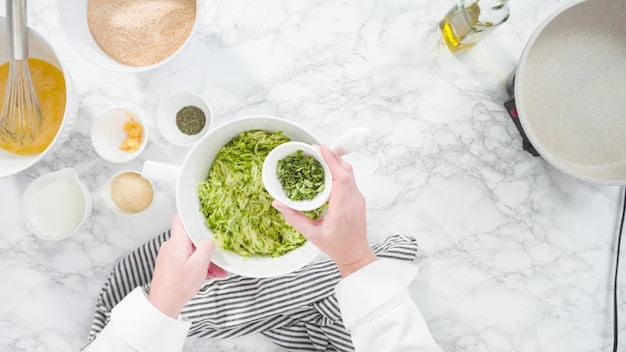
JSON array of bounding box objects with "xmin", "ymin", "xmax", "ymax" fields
[
  {"xmin": 262, "ymin": 142, "xmax": 332, "ymax": 212},
  {"xmin": 157, "ymin": 92, "xmax": 213, "ymax": 147},
  {"xmin": 91, "ymin": 107, "xmax": 148, "ymax": 163},
  {"xmin": 22, "ymin": 168, "xmax": 92, "ymax": 241},
  {"xmin": 101, "ymin": 170, "xmax": 155, "ymax": 216}
]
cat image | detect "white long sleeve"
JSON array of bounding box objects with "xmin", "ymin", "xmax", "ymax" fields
[
  {"xmin": 335, "ymin": 259, "xmax": 443, "ymax": 352},
  {"xmin": 84, "ymin": 259, "xmax": 440, "ymax": 352},
  {"xmin": 83, "ymin": 287, "xmax": 190, "ymax": 352}
]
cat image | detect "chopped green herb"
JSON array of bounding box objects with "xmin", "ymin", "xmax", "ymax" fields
[
  {"xmin": 198, "ymin": 130, "xmax": 325, "ymax": 258},
  {"xmin": 176, "ymin": 106, "xmax": 206, "ymax": 135},
  {"xmin": 277, "ymin": 150, "xmax": 325, "ymax": 201}
]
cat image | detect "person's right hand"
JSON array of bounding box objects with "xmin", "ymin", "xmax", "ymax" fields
[
  {"xmin": 148, "ymin": 214, "xmax": 227, "ymax": 318},
  {"xmin": 272, "ymin": 144, "xmax": 376, "ymax": 277}
]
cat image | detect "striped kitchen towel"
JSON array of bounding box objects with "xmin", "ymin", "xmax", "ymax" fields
[{"xmin": 87, "ymin": 233, "xmax": 424, "ymax": 351}]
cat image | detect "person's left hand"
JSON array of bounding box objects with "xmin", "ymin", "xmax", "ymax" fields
[{"xmin": 148, "ymin": 214, "xmax": 227, "ymax": 318}]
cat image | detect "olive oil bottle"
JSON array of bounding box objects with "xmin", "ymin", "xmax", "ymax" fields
[{"xmin": 439, "ymin": 0, "xmax": 510, "ymax": 51}]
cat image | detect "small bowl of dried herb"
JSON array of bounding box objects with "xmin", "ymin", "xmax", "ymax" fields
[
  {"xmin": 157, "ymin": 91, "xmax": 213, "ymax": 147},
  {"xmin": 262, "ymin": 142, "xmax": 332, "ymax": 212}
]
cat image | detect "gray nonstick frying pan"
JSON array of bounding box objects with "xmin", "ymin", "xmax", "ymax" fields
[{"xmin": 515, "ymin": 0, "xmax": 626, "ymax": 184}]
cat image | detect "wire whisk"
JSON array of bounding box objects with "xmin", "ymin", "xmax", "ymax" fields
[{"xmin": 0, "ymin": 0, "xmax": 42, "ymax": 145}]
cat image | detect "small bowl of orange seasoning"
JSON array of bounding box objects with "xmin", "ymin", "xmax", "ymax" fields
[{"xmin": 91, "ymin": 107, "xmax": 147, "ymax": 163}]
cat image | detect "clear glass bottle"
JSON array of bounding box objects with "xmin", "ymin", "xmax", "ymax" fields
[{"xmin": 439, "ymin": 0, "xmax": 510, "ymax": 52}]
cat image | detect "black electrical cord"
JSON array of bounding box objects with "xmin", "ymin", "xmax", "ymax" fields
[{"xmin": 613, "ymin": 186, "xmax": 626, "ymax": 352}]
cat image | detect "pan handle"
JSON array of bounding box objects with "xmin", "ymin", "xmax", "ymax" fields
[
  {"xmin": 505, "ymin": 72, "xmax": 540, "ymax": 157},
  {"xmin": 504, "ymin": 97, "xmax": 540, "ymax": 157}
]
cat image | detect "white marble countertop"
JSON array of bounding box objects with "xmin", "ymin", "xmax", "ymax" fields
[{"xmin": 1, "ymin": 0, "xmax": 624, "ymax": 351}]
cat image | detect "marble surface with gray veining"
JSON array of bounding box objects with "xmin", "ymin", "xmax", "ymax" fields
[{"xmin": 1, "ymin": 0, "xmax": 624, "ymax": 351}]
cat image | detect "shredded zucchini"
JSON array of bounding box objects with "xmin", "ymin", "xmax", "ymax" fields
[{"xmin": 198, "ymin": 130, "xmax": 324, "ymax": 258}]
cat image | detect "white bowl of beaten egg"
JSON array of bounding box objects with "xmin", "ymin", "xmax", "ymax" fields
[
  {"xmin": 173, "ymin": 116, "xmax": 324, "ymax": 278},
  {"xmin": 0, "ymin": 17, "xmax": 76, "ymax": 178},
  {"xmin": 56, "ymin": 0, "xmax": 199, "ymax": 72}
]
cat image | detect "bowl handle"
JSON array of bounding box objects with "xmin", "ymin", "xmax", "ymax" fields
[
  {"xmin": 331, "ymin": 126, "xmax": 370, "ymax": 156},
  {"xmin": 142, "ymin": 160, "xmax": 180, "ymax": 183}
]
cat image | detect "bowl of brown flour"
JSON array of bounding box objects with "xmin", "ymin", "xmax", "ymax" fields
[{"xmin": 56, "ymin": 0, "xmax": 199, "ymax": 72}]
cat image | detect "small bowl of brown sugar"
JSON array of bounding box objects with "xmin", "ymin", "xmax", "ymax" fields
[
  {"xmin": 157, "ymin": 91, "xmax": 213, "ymax": 147},
  {"xmin": 56, "ymin": 0, "xmax": 199, "ymax": 72},
  {"xmin": 102, "ymin": 170, "xmax": 155, "ymax": 216}
]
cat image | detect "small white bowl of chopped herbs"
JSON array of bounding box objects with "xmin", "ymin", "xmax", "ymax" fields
[
  {"xmin": 157, "ymin": 91, "xmax": 213, "ymax": 147},
  {"xmin": 262, "ymin": 142, "xmax": 332, "ymax": 212},
  {"xmin": 262, "ymin": 126, "xmax": 370, "ymax": 212}
]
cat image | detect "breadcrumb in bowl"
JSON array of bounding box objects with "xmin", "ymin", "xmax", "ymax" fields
[
  {"xmin": 56, "ymin": 0, "xmax": 201, "ymax": 73},
  {"xmin": 102, "ymin": 170, "xmax": 154, "ymax": 216}
]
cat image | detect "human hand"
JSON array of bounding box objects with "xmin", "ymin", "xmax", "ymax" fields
[
  {"xmin": 272, "ymin": 144, "xmax": 376, "ymax": 277},
  {"xmin": 148, "ymin": 214, "xmax": 227, "ymax": 318}
]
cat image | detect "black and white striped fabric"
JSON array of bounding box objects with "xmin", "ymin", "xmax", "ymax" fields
[{"xmin": 88, "ymin": 233, "xmax": 424, "ymax": 351}]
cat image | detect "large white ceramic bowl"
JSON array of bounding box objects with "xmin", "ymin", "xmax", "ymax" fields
[
  {"xmin": 56, "ymin": 0, "xmax": 200, "ymax": 72},
  {"xmin": 0, "ymin": 17, "xmax": 77, "ymax": 178},
  {"xmin": 176, "ymin": 116, "xmax": 322, "ymax": 278}
]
